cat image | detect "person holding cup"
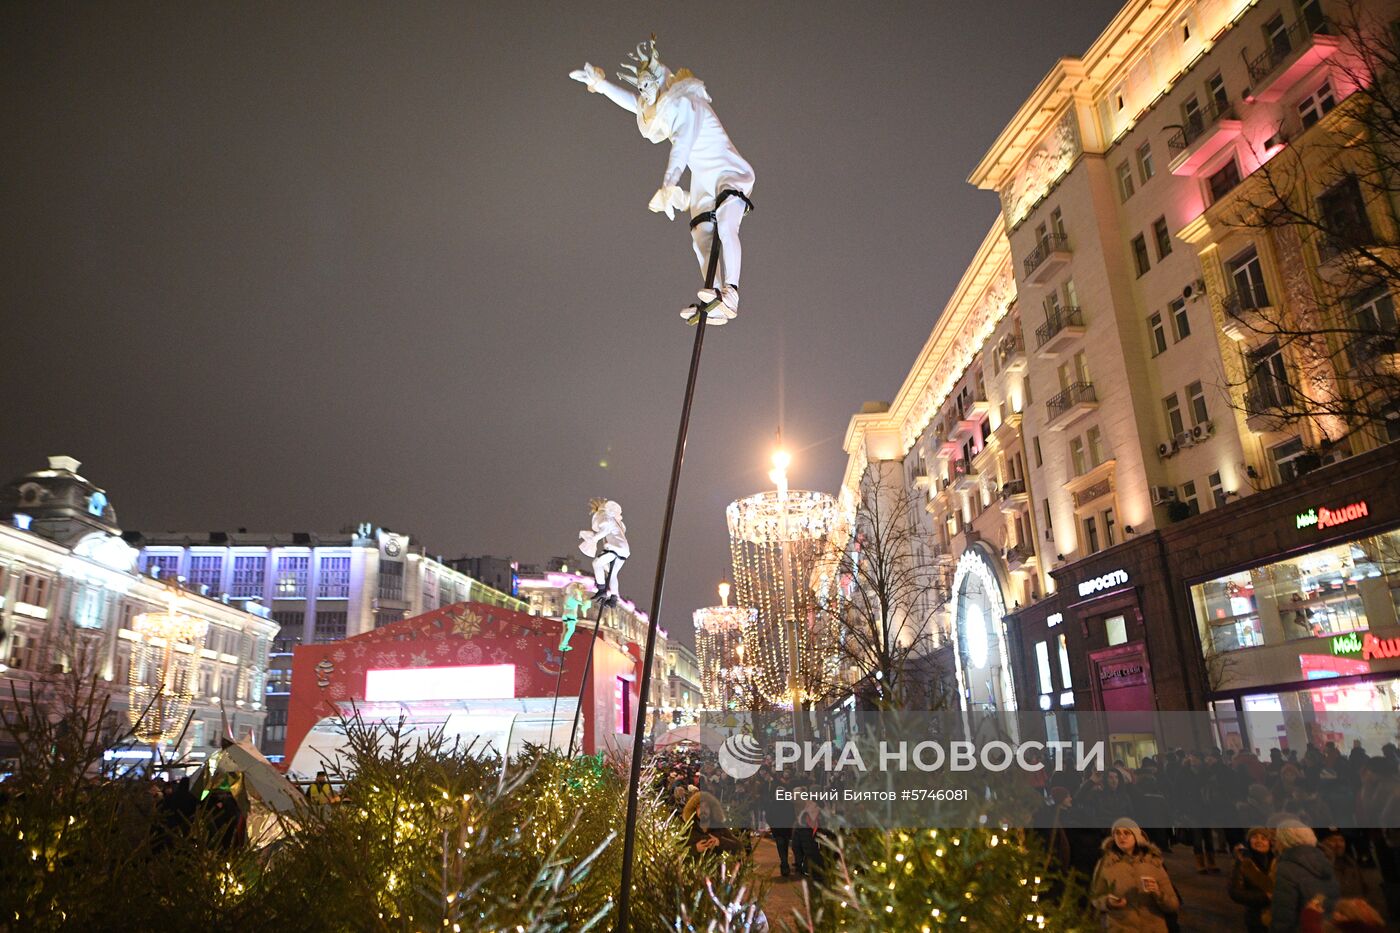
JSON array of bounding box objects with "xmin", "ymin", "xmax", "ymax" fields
[{"xmin": 1090, "ymin": 817, "xmax": 1182, "ymax": 932}]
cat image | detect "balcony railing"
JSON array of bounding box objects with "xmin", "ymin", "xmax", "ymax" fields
[
  {"xmin": 1224, "ymin": 287, "xmax": 1271, "ymax": 319},
  {"xmin": 1249, "ymin": 19, "xmax": 1330, "ymax": 87},
  {"xmin": 998, "ymin": 478, "xmax": 1027, "ymax": 499},
  {"xmin": 1245, "ymin": 379, "xmax": 1294, "ymax": 413},
  {"xmin": 994, "ymin": 333, "xmax": 1026, "ymax": 371},
  {"xmin": 1046, "ymin": 381, "xmax": 1096, "ymax": 423},
  {"xmin": 1167, "ymin": 97, "xmax": 1236, "ymax": 155},
  {"xmin": 1035, "ymin": 305, "xmax": 1084, "ymax": 349},
  {"xmin": 1023, "ymin": 233, "xmax": 1071, "ymax": 278}
]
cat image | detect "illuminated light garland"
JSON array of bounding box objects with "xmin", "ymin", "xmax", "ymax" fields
[
  {"xmin": 693, "ymin": 585, "xmax": 753, "ymax": 709},
  {"xmin": 127, "ymin": 598, "xmax": 208, "ymax": 745},
  {"xmin": 726, "ymin": 483, "xmax": 844, "ymax": 707}
]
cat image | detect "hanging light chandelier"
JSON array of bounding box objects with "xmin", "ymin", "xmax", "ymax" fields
[
  {"xmin": 726, "ymin": 448, "xmax": 844, "ymax": 708},
  {"xmin": 693, "ymin": 581, "xmax": 755, "ymax": 709},
  {"xmin": 128, "ymin": 596, "xmax": 208, "ymax": 745}
]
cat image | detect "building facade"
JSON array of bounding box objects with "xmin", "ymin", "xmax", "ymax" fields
[
  {"xmin": 841, "ymin": 0, "xmax": 1400, "ymax": 756},
  {"xmin": 0, "ymin": 457, "xmax": 276, "ymax": 761},
  {"xmin": 125, "ymin": 525, "xmax": 524, "ymax": 760}
]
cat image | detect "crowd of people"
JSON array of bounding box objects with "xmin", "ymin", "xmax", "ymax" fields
[{"xmin": 650, "ymin": 737, "xmax": 1400, "ymax": 931}]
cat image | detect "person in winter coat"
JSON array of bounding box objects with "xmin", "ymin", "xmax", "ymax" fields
[
  {"xmin": 1229, "ymin": 826, "xmax": 1275, "ymax": 933},
  {"xmin": 1089, "ymin": 817, "xmax": 1181, "ymax": 933},
  {"xmin": 1270, "ymin": 820, "xmax": 1339, "ymax": 933}
]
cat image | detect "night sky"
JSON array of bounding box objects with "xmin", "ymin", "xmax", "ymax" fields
[{"xmin": 0, "ymin": 1, "xmax": 1124, "ymax": 649}]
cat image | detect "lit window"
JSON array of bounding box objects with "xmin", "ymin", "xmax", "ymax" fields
[
  {"xmin": 1132, "ymin": 234, "xmax": 1151, "ymax": 277},
  {"xmin": 275, "ymin": 555, "xmax": 309, "ymax": 597},
  {"xmin": 1153, "ymin": 217, "xmax": 1172, "ymax": 260},
  {"xmin": 1164, "ymin": 393, "xmax": 1185, "ymax": 437},
  {"xmin": 1170, "ymin": 297, "xmax": 1190, "ymax": 341},
  {"xmin": 1036, "ymin": 641, "xmax": 1053, "ymax": 695},
  {"xmin": 1298, "ymin": 79, "xmax": 1337, "ymax": 129},
  {"xmin": 231, "ymin": 555, "xmax": 266, "ymax": 598},
  {"xmin": 1105, "ymin": 615, "xmax": 1128, "ymax": 646},
  {"xmin": 1070, "ymin": 436, "xmax": 1088, "ymax": 477},
  {"xmin": 1117, "ymin": 162, "xmax": 1135, "ymax": 202},
  {"xmin": 1057, "ymin": 634, "xmax": 1073, "ymax": 687}
]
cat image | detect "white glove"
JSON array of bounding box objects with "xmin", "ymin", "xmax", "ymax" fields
[
  {"xmin": 648, "ymin": 185, "xmax": 690, "ymax": 220},
  {"xmin": 568, "ymin": 63, "xmax": 605, "ymax": 92}
]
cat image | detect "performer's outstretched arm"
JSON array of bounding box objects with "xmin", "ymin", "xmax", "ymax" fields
[{"xmin": 569, "ymin": 64, "xmax": 638, "ymax": 114}]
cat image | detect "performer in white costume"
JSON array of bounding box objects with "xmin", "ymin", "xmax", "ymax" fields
[
  {"xmin": 570, "ymin": 37, "xmax": 754, "ymax": 325},
  {"xmin": 578, "ymin": 499, "xmax": 630, "ymax": 603}
]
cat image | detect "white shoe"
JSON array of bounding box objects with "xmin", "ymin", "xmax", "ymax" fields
[
  {"xmin": 698, "ymin": 285, "xmax": 739, "ymax": 319},
  {"xmin": 680, "ymin": 302, "xmax": 703, "ymax": 323}
]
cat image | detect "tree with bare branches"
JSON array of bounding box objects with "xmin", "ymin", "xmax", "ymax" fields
[{"xmin": 823, "ymin": 463, "xmax": 950, "ymax": 710}]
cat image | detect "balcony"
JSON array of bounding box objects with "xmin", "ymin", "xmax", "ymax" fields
[
  {"xmin": 1023, "ymin": 233, "xmax": 1072, "ymax": 285},
  {"xmin": 997, "ymin": 478, "xmax": 1030, "ymax": 513},
  {"xmin": 1348, "ymin": 334, "xmax": 1400, "ymax": 377},
  {"xmin": 1004, "ymin": 545, "xmax": 1037, "ymax": 572},
  {"xmin": 1035, "ymin": 305, "xmax": 1085, "ymax": 358},
  {"xmin": 1246, "ymin": 19, "xmax": 1341, "ymax": 104},
  {"xmin": 1244, "ymin": 379, "xmax": 1294, "ymax": 433},
  {"xmin": 1045, "ymin": 381, "xmax": 1098, "ymax": 431},
  {"xmin": 1168, "ymin": 98, "xmax": 1243, "ymax": 177},
  {"xmin": 1221, "ymin": 289, "xmax": 1276, "ymax": 342},
  {"xmin": 912, "ymin": 467, "xmax": 932, "ymax": 490},
  {"xmin": 995, "ymin": 333, "xmax": 1027, "ymax": 373},
  {"xmin": 951, "ymin": 458, "xmax": 979, "ymax": 491}
]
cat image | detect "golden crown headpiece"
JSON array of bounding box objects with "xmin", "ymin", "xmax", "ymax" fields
[{"xmin": 618, "ymin": 35, "xmax": 663, "ymax": 88}]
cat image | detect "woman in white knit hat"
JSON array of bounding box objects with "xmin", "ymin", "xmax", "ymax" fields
[{"xmin": 1090, "ymin": 817, "xmax": 1181, "ymax": 932}]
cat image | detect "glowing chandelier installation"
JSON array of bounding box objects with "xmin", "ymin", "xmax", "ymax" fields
[
  {"xmin": 726, "ymin": 450, "xmax": 844, "ymax": 708},
  {"xmin": 128, "ymin": 596, "xmax": 208, "ymax": 745},
  {"xmin": 693, "ymin": 581, "xmax": 755, "ymax": 709}
]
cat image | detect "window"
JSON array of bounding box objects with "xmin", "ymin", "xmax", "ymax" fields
[
  {"xmin": 1050, "ymin": 207, "xmax": 1066, "ymax": 239},
  {"xmin": 1183, "ymin": 95, "xmax": 1203, "ymax": 135},
  {"xmin": 1208, "ymin": 159, "xmax": 1242, "ymax": 203},
  {"xmin": 1209, "ymin": 471, "xmax": 1226, "ymax": 508},
  {"xmin": 73, "ymin": 586, "xmax": 103, "ymax": 629},
  {"xmin": 313, "ymin": 611, "xmax": 347, "ymax": 643},
  {"xmin": 1043, "ymin": 499, "xmax": 1053, "ymax": 536},
  {"xmin": 1057, "ymin": 634, "xmax": 1073, "ymax": 687},
  {"xmin": 1131, "ymin": 234, "xmax": 1151, "ymax": 277},
  {"xmin": 271, "ymin": 611, "xmax": 305, "ymax": 651},
  {"xmin": 1229, "ymin": 248, "xmax": 1270, "ymax": 309},
  {"xmin": 18, "ymin": 572, "xmax": 50, "ymax": 607},
  {"xmin": 188, "ymin": 555, "xmax": 223, "ymax": 593},
  {"xmin": 1148, "ymin": 312, "xmax": 1168, "ymax": 356},
  {"xmin": 1349, "ymin": 288, "xmax": 1399, "ymax": 364},
  {"xmin": 376, "ymin": 609, "xmax": 405, "ymax": 628},
  {"xmin": 1022, "ymin": 374, "xmax": 1032, "ymax": 406},
  {"xmin": 1317, "ymin": 175, "xmax": 1374, "ymax": 258},
  {"xmin": 1082, "ymin": 516, "xmax": 1100, "ymax": 554},
  {"xmin": 1266, "ymin": 13, "xmax": 1290, "ymax": 57},
  {"xmin": 1117, "ymin": 162, "xmax": 1135, "ymax": 201},
  {"xmin": 378, "ymin": 560, "xmax": 404, "ymax": 601},
  {"xmin": 1271, "ymin": 436, "xmax": 1308, "ymax": 483},
  {"xmin": 1170, "ymin": 297, "xmax": 1190, "ymax": 340},
  {"xmin": 1164, "ymin": 393, "xmax": 1185, "ymax": 437},
  {"xmin": 1103, "ymin": 508, "xmax": 1117, "ymax": 547},
  {"xmin": 1033, "ymin": 436, "xmax": 1043, "ymax": 468},
  {"xmin": 145, "ymin": 553, "xmax": 181, "ymax": 579},
  {"xmin": 1073, "ymin": 350, "xmax": 1089, "ymax": 386},
  {"xmin": 1181, "ymin": 480, "xmax": 1201, "ymax": 515},
  {"xmin": 1086, "ymin": 425, "xmax": 1105, "ymax": 467},
  {"xmin": 1152, "ymin": 217, "xmax": 1172, "ymax": 260},
  {"xmin": 1207, "ymin": 72, "xmax": 1229, "ymax": 111},
  {"xmin": 1105, "ymin": 615, "xmax": 1128, "ymax": 647},
  {"xmin": 1035, "ymin": 641, "xmax": 1053, "ymax": 695},
  {"xmin": 1248, "ymin": 340, "xmax": 1292, "ymax": 410},
  {"xmin": 1298, "ymin": 79, "xmax": 1337, "ymax": 129},
  {"xmin": 1070, "ymin": 436, "xmax": 1087, "ymax": 476},
  {"xmin": 1187, "ymin": 381, "xmax": 1209, "ymax": 425},
  {"xmin": 231, "ymin": 555, "xmax": 266, "ymax": 598},
  {"xmin": 317, "ymin": 555, "xmax": 351, "ymax": 598},
  {"xmin": 1136, "ymin": 142, "xmax": 1154, "ymax": 182},
  {"xmin": 275, "ymin": 555, "xmax": 309, "ymax": 597}
]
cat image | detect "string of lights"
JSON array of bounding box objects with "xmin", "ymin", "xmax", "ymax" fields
[{"xmin": 128, "ymin": 596, "xmax": 208, "ymax": 745}]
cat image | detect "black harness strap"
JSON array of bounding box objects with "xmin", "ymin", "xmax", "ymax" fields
[{"xmin": 687, "ymin": 189, "xmax": 754, "ymax": 229}]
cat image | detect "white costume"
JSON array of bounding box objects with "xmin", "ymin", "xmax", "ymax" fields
[
  {"xmin": 578, "ymin": 499, "xmax": 630, "ymax": 602},
  {"xmin": 571, "ymin": 38, "xmax": 754, "ymax": 325}
]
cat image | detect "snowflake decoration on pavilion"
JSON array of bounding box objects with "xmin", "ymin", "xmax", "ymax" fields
[{"xmin": 725, "ymin": 458, "xmax": 844, "ymax": 708}]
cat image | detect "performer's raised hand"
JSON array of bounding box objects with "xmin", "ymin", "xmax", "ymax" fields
[
  {"xmin": 648, "ymin": 185, "xmax": 689, "ymax": 220},
  {"xmin": 568, "ymin": 63, "xmax": 605, "ymax": 91}
]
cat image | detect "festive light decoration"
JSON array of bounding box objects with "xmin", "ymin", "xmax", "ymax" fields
[
  {"xmin": 693, "ymin": 582, "xmax": 754, "ymax": 709},
  {"xmin": 726, "ymin": 450, "xmax": 843, "ymax": 707},
  {"xmin": 127, "ymin": 596, "xmax": 208, "ymax": 745}
]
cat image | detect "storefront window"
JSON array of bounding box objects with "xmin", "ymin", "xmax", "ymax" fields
[
  {"xmin": 1191, "ymin": 528, "xmax": 1400, "ymax": 656},
  {"xmin": 1237, "ymin": 677, "xmax": 1400, "ymax": 755}
]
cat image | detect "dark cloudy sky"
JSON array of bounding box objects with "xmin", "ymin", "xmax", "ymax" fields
[{"xmin": 0, "ymin": 1, "xmax": 1123, "ymax": 648}]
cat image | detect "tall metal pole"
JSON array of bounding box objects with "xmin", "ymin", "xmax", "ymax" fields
[
  {"xmin": 615, "ymin": 226, "xmax": 721, "ymax": 933},
  {"xmin": 566, "ymin": 599, "xmax": 610, "ymax": 758}
]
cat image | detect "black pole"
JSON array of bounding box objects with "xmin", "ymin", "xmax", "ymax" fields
[
  {"xmin": 566, "ymin": 598, "xmax": 610, "ymax": 758},
  {"xmin": 615, "ymin": 227, "xmax": 721, "ymax": 933},
  {"xmin": 547, "ymin": 642, "xmax": 567, "ymax": 751}
]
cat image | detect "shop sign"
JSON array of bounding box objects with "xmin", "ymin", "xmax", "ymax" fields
[
  {"xmin": 1078, "ymin": 569, "xmax": 1130, "ymax": 598},
  {"xmin": 1329, "ymin": 631, "xmax": 1400, "ymax": 661},
  {"xmin": 1098, "ymin": 662, "xmax": 1146, "ymax": 687},
  {"xmin": 1046, "ymin": 612, "xmax": 1064, "ymax": 627},
  {"xmin": 1296, "ymin": 500, "xmax": 1369, "ymax": 531}
]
